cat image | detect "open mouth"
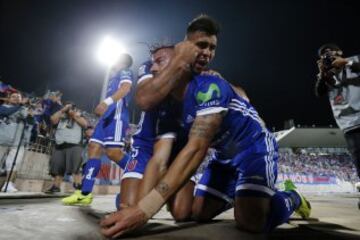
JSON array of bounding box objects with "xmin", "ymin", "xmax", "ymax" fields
[{"xmin": 195, "ymin": 59, "xmax": 208, "ymax": 67}]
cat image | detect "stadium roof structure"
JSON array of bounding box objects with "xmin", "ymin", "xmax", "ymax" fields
[{"xmin": 275, "ymin": 127, "xmax": 347, "ymax": 148}]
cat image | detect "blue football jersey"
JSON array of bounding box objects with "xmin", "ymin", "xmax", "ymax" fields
[
  {"xmin": 132, "ymin": 110, "xmax": 159, "ymax": 149},
  {"xmin": 132, "ymin": 61, "xmax": 157, "ymax": 149},
  {"xmin": 137, "ymin": 60, "xmax": 153, "ymax": 85},
  {"xmin": 179, "ymin": 75, "xmax": 269, "ymax": 160},
  {"xmin": 103, "ymin": 68, "xmax": 133, "ymax": 122},
  {"xmin": 106, "ymin": 68, "xmax": 133, "ymax": 100}
]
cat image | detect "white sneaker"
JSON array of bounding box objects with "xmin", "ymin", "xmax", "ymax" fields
[{"xmin": 1, "ymin": 182, "xmax": 18, "ymax": 193}]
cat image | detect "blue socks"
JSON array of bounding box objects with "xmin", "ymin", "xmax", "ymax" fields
[
  {"xmin": 81, "ymin": 158, "xmax": 101, "ymax": 195},
  {"xmin": 265, "ymin": 190, "xmax": 301, "ymax": 231}
]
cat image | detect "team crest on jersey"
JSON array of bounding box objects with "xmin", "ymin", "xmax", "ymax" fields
[
  {"xmin": 196, "ymin": 83, "xmax": 221, "ymax": 104},
  {"xmin": 127, "ymin": 159, "xmax": 138, "ymax": 171}
]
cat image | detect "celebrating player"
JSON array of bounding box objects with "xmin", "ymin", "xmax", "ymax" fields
[
  {"xmin": 62, "ymin": 53, "xmax": 133, "ymax": 205},
  {"xmin": 100, "ymin": 15, "xmax": 311, "ymax": 238}
]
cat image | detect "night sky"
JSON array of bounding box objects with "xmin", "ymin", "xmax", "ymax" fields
[{"xmin": 1, "ymin": 0, "xmax": 360, "ymax": 130}]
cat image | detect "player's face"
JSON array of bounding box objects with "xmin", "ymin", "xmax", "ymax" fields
[
  {"xmin": 186, "ymin": 31, "xmax": 217, "ymax": 73},
  {"xmin": 9, "ymin": 93, "xmax": 22, "ymax": 105},
  {"xmin": 150, "ymin": 48, "xmax": 174, "ymax": 76}
]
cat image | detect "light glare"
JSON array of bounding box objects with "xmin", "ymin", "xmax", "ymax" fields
[{"xmin": 97, "ymin": 36, "xmax": 126, "ymax": 66}]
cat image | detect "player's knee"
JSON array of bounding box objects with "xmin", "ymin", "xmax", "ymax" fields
[
  {"xmin": 170, "ymin": 205, "xmax": 192, "ymax": 222},
  {"xmin": 234, "ymin": 210, "xmax": 267, "ymax": 233},
  {"xmin": 88, "ymin": 142, "xmax": 102, "ymax": 158},
  {"xmin": 191, "ymin": 204, "xmax": 214, "ymax": 222},
  {"xmin": 105, "ymin": 149, "xmax": 123, "ymax": 162}
]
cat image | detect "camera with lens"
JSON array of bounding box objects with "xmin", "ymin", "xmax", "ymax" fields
[
  {"xmin": 64, "ymin": 103, "xmax": 76, "ymax": 113},
  {"xmin": 322, "ymin": 52, "xmax": 336, "ymax": 70}
]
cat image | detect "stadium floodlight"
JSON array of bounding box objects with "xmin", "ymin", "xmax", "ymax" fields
[
  {"xmin": 96, "ymin": 36, "xmax": 127, "ymax": 101},
  {"xmin": 96, "ymin": 36, "xmax": 126, "ymax": 66}
]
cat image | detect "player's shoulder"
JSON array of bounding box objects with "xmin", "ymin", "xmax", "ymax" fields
[
  {"xmin": 138, "ymin": 60, "xmax": 152, "ymax": 71},
  {"xmin": 117, "ymin": 68, "xmax": 133, "ymax": 81},
  {"xmin": 194, "ymin": 74, "xmax": 229, "ymax": 86},
  {"xmin": 137, "ymin": 60, "xmax": 153, "ymax": 83},
  {"xmin": 192, "ymin": 74, "xmax": 231, "ymax": 95},
  {"xmin": 120, "ymin": 68, "xmax": 133, "ymax": 75}
]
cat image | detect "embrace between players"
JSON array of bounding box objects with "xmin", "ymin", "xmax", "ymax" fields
[
  {"xmin": 100, "ymin": 15, "xmax": 311, "ymax": 238},
  {"xmin": 65, "ymin": 15, "xmax": 311, "ymax": 238}
]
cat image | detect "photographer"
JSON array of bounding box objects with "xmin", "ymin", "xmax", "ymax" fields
[
  {"xmin": 0, "ymin": 92, "xmax": 34, "ymax": 192},
  {"xmin": 45, "ymin": 102, "xmax": 88, "ymax": 193},
  {"xmin": 315, "ymin": 43, "xmax": 360, "ymax": 189}
]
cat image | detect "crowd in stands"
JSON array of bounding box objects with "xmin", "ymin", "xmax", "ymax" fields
[
  {"xmin": 278, "ymin": 148, "xmax": 358, "ymax": 183},
  {"xmin": 0, "ymin": 80, "xmax": 98, "ymax": 141},
  {"xmin": 0, "ymin": 80, "xmax": 98, "ymax": 192}
]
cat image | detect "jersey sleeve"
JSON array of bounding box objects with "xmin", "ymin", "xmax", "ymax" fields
[
  {"xmin": 118, "ymin": 69, "xmax": 134, "ymax": 85},
  {"xmin": 137, "ymin": 60, "xmax": 153, "ymax": 84},
  {"xmin": 194, "ymin": 76, "xmax": 231, "ymax": 116}
]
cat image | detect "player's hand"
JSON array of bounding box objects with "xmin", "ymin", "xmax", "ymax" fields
[
  {"xmin": 201, "ymin": 69, "xmax": 224, "ymax": 79},
  {"xmin": 100, "ymin": 206, "xmax": 148, "ymax": 238},
  {"xmin": 331, "ymin": 57, "xmax": 348, "ymax": 68},
  {"xmin": 94, "ymin": 102, "xmax": 108, "ymax": 116},
  {"xmin": 174, "ymin": 40, "xmax": 200, "ymax": 65}
]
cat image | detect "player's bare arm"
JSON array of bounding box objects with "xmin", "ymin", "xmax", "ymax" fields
[
  {"xmin": 100, "ymin": 113, "xmax": 222, "ymax": 238},
  {"xmin": 137, "ymin": 138, "xmax": 174, "ymax": 200},
  {"xmin": 153, "ymin": 113, "xmax": 222, "ymax": 199},
  {"xmin": 94, "ymin": 82, "xmax": 132, "ymax": 116},
  {"xmin": 135, "ymin": 41, "xmax": 199, "ymax": 110}
]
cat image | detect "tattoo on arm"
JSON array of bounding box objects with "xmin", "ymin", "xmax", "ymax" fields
[
  {"xmin": 155, "ymin": 181, "xmax": 170, "ymax": 197},
  {"xmin": 189, "ymin": 114, "xmax": 222, "ymax": 139}
]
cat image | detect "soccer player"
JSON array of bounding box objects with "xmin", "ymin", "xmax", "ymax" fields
[
  {"xmin": 116, "ymin": 60, "xmax": 161, "ymax": 209},
  {"xmin": 120, "ymin": 57, "xmax": 198, "ymax": 221},
  {"xmin": 100, "ymin": 16, "xmax": 311, "ymax": 238},
  {"xmin": 62, "ymin": 53, "xmax": 133, "ymax": 205}
]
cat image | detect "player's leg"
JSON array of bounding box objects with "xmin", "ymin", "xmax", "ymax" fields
[
  {"xmin": 103, "ymin": 117, "xmax": 131, "ymax": 169},
  {"xmin": 234, "ymin": 185, "xmax": 308, "ymax": 232},
  {"xmin": 117, "ymin": 146, "xmax": 152, "ymax": 209},
  {"xmin": 62, "ymin": 122, "xmax": 103, "ymax": 205},
  {"xmin": 234, "ymin": 134, "xmax": 310, "ymax": 232},
  {"xmin": 168, "ymin": 181, "xmax": 195, "ymax": 222},
  {"xmin": 105, "ymin": 147, "xmax": 129, "ymax": 168},
  {"xmin": 192, "ymin": 161, "xmax": 234, "ymax": 222}
]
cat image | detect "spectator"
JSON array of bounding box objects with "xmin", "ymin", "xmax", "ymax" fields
[
  {"xmin": 0, "ymin": 92, "xmax": 34, "ymax": 192},
  {"xmin": 42, "ymin": 91, "xmax": 63, "ymax": 136},
  {"xmin": 315, "ymin": 44, "xmax": 360, "ymax": 184},
  {"xmin": 45, "ymin": 103, "xmax": 88, "ymax": 193}
]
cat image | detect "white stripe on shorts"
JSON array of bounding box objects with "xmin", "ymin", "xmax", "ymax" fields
[
  {"xmin": 236, "ymin": 183, "xmax": 275, "ymax": 196},
  {"xmin": 121, "ymin": 172, "xmax": 143, "ymax": 180},
  {"xmin": 196, "ymin": 184, "xmax": 233, "ymax": 203}
]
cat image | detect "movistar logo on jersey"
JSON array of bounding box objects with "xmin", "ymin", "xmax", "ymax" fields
[{"xmin": 196, "ymin": 83, "xmax": 221, "ymax": 104}]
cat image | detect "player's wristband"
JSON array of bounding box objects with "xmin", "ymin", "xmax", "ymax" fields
[
  {"xmin": 138, "ymin": 189, "xmax": 165, "ymax": 219},
  {"xmin": 103, "ymin": 97, "xmax": 114, "ymax": 106}
]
